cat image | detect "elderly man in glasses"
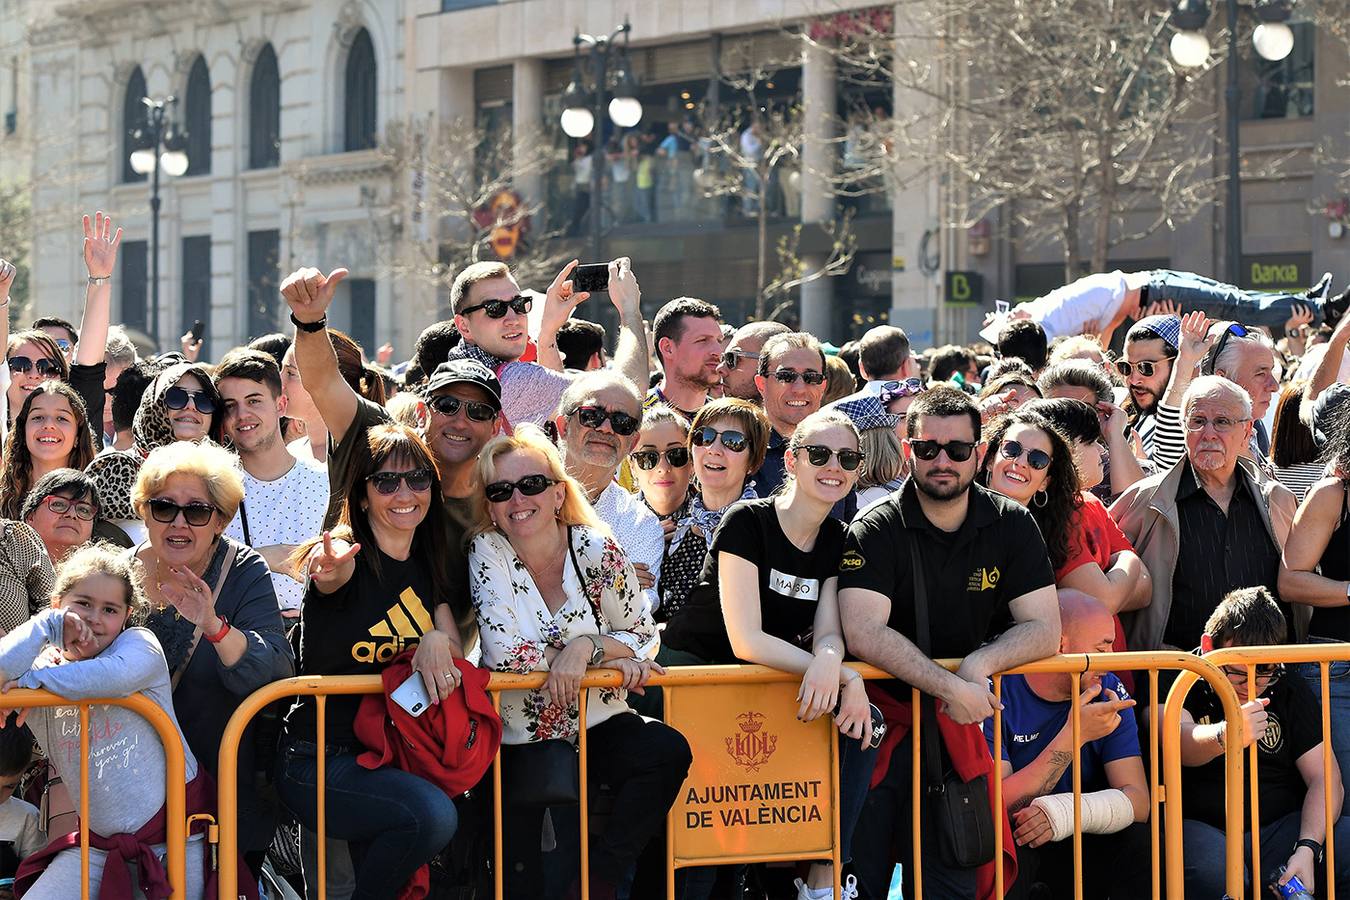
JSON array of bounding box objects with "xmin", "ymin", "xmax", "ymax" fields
[{"xmin": 1110, "ymin": 376, "xmax": 1296, "ymax": 654}]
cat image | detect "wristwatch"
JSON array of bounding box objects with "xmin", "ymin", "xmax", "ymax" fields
[
  {"xmin": 87, "ymin": 275, "xmax": 111, "ymax": 286},
  {"xmin": 1295, "ymin": 838, "xmax": 1324, "ymax": 864},
  {"xmin": 289, "ymin": 312, "xmax": 327, "ymax": 333},
  {"xmin": 585, "ymin": 633, "xmax": 604, "ymax": 666}
]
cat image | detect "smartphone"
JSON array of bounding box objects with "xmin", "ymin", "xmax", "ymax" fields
[
  {"xmin": 189, "ymin": 320, "xmax": 205, "ymax": 344},
  {"xmin": 391, "ymin": 671, "xmax": 434, "ymax": 717},
  {"xmin": 995, "ymin": 299, "xmax": 1010, "ymax": 315},
  {"xmin": 572, "ymin": 263, "xmax": 610, "ymax": 294}
]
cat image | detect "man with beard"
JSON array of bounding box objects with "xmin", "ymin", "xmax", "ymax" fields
[
  {"xmin": 215, "ymin": 349, "xmax": 330, "ymax": 616},
  {"xmin": 716, "ymin": 321, "xmax": 791, "ymax": 402},
  {"xmin": 555, "ymin": 371, "xmax": 665, "ymax": 614},
  {"xmin": 646, "ymin": 298, "xmax": 722, "ymax": 418},
  {"xmin": 1117, "ymin": 315, "xmax": 1188, "ymax": 468},
  {"xmin": 837, "ymin": 385, "xmax": 1061, "ymax": 899}
]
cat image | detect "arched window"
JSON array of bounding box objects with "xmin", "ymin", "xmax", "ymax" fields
[
  {"xmin": 121, "ymin": 66, "xmax": 147, "ymax": 183},
  {"xmin": 343, "ymin": 28, "xmax": 377, "ymax": 152},
  {"xmin": 249, "ymin": 44, "xmax": 280, "ymax": 169},
  {"xmin": 184, "ymin": 56, "xmax": 211, "ymax": 176}
]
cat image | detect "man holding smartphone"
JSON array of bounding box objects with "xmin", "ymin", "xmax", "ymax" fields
[{"xmin": 447, "ymin": 257, "xmax": 650, "ymax": 429}]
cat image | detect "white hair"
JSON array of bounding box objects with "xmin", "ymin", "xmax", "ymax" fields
[{"xmin": 1182, "ymin": 374, "xmax": 1253, "ymax": 420}]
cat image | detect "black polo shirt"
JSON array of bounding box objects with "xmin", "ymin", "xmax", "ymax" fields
[
  {"xmin": 838, "ymin": 479, "xmax": 1056, "ymax": 695},
  {"xmin": 1166, "ymin": 463, "xmax": 1283, "ymax": 650}
]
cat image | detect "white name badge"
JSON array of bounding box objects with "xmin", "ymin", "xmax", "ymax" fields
[{"xmin": 769, "ymin": 569, "xmax": 821, "ymax": 602}]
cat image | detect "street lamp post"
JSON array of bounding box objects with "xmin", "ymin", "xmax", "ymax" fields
[
  {"xmin": 129, "ymin": 96, "xmax": 189, "ymax": 349},
  {"xmin": 1169, "ymin": 0, "xmax": 1296, "ymax": 285},
  {"xmin": 560, "ymin": 21, "xmax": 643, "ymax": 263}
]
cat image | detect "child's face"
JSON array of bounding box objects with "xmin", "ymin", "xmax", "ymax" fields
[
  {"xmin": 56, "ymin": 574, "xmax": 130, "ymax": 657},
  {"xmin": 0, "ymin": 771, "xmax": 21, "ymax": 802}
]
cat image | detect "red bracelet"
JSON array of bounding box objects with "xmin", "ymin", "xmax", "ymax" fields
[{"xmin": 204, "ymin": 615, "xmax": 231, "ymax": 644}]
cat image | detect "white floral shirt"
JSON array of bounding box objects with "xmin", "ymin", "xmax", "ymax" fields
[{"xmin": 470, "ymin": 525, "xmax": 659, "ymax": 745}]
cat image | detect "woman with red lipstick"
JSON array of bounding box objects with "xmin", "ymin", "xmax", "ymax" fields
[{"xmin": 0, "ymin": 381, "xmax": 97, "ymax": 520}]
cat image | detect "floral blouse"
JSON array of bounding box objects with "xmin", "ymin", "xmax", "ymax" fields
[{"xmin": 470, "ymin": 524, "xmax": 659, "ymax": 745}]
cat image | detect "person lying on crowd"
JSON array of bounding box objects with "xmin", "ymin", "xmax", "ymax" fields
[
  {"xmin": 85, "ymin": 361, "xmax": 224, "ymax": 545},
  {"xmin": 716, "ymin": 321, "xmax": 791, "ymax": 402},
  {"xmin": 1111, "ymin": 376, "xmax": 1295, "ymax": 653},
  {"xmin": 986, "ymin": 589, "xmax": 1150, "ymax": 900},
  {"xmin": 20, "ymin": 468, "xmax": 103, "ymax": 564},
  {"xmin": 130, "ymin": 440, "xmax": 292, "ymax": 874},
  {"xmin": 281, "ymin": 327, "xmax": 386, "ymax": 466},
  {"xmin": 279, "ymin": 424, "xmax": 469, "ymax": 899},
  {"xmin": 0, "ymin": 544, "xmax": 213, "ymax": 897},
  {"xmin": 446, "ymin": 258, "xmax": 649, "ymax": 428},
  {"xmin": 214, "ymin": 349, "xmax": 329, "ymax": 618},
  {"xmin": 1179, "ymin": 587, "xmax": 1350, "ymax": 898},
  {"xmin": 554, "ymin": 371, "xmax": 664, "ymax": 612},
  {"xmin": 468, "ymin": 425, "xmax": 690, "ymax": 900},
  {"xmin": 0, "ymin": 381, "xmax": 97, "ymax": 520},
  {"xmin": 646, "ymin": 298, "xmax": 723, "ymax": 418},
  {"xmin": 279, "ymin": 267, "xmax": 501, "ymax": 552},
  {"xmin": 838, "ymin": 386, "xmax": 1060, "ymax": 899},
  {"xmin": 1038, "ymin": 359, "xmax": 1146, "ymax": 502}
]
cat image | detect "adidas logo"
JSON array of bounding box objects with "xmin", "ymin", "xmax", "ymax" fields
[{"xmin": 351, "ymin": 587, "xmax": 433, "ymax": 663}]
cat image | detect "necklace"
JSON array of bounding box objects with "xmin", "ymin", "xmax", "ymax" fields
[{"xmin": 521, "ymin": 539, "xmax": 566, "ymax": 583}]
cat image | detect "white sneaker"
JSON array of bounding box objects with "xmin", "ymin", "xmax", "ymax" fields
[{"xmin": 792, "ymin": 875, "xmax": 859, "ymax": 900}]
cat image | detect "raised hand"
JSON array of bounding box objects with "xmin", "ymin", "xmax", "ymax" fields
[
  {"xmin": 376, "ymin": 342, "xmax": 395, "ymax": 366},
  {"xmin": 180, "ymin": 330, "xmax": 203, "ymax": 362},
  {"xmin": 280, "ymin": 266, "xmax": 349, "ymax": 324},
  {"xmin": 0, "ymin": 259, "xmax": 14, "ymax": 305},
  {"xmin": 540, "ymin": 260, "xmax": 591, "ymax": 336},
  {"xmin": 1141, "ymin": 298, "xmax": 1180, "ymax": 320},
  {"xmin": 83, "ymin": 211, "xmax": 122, "ymax": 279},
  {"xmin": 1283, "ymin": 302, "xmax": 1314, "ymax": 335},
  {"xmin": 607, "ymin": 257, "xmax": 641, "ymax": 315},
  {"xmin": 1175, "ymin": 310, "xmax": 1215, "ymax": 368},
  {"xmin": 307, "ymin": 531, "xmax": 360, "ymax": 580}
]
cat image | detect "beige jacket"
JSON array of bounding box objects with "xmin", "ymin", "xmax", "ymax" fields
[{"xmin": 1109, "ymin": 456, "xmax": 1297, "ymax": 651}]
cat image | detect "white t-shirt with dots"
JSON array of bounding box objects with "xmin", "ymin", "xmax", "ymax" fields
[{"xmin": 224, "ymin": 454, "xmax": 329, "ymax": 613}]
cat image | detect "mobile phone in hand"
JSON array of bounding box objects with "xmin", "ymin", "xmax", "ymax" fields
[
  {"xmin": 572, "ymin": 263, "xmax": 610, "ymax": 294},
  {"xmin": 189, "ymin": 320, "xmax": 205, "ymax": 344},
  {"xmin": 391, "ymin": 671, "xmax": 434, "ymax": 717}
]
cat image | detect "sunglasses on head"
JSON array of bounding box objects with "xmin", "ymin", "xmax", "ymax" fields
[
  {"xmin": 147, "ymin": 497, "xmax": 217, "ymax": 526},
  {"xmin": 458, "ymin": 295, "xmax": 532, "ymax": 319},
  {"xmin": 574, "ymin": 405, "xmax": 639, "ymax": 436},
  {"xmin": 485, "ymin": 474, "xmax": 558, "ymax": 503},
  {"xmin": 429, "ymin": 395, "xmax": 498, "ymax": 422},
  {"xmin": 906, "ymin": 439, "xmax": 977, "ymax": 462},
  {"xmin": 771, "ymin": 368, "xmax": 826, "ymax": 386},
  {"xmin": 720, "ymin": 349, "xmax": 760, "ymax": 370},
  {"xmin": 42, "ymin": 496, "xmax": 97, "ymax": 521},
  {"xmin": 1206, "ymin": 322, "xmax": 1254, "ymax": 375},
  {"xmin": 1115, "ymin": 358, "xmax": 1169, "ymax": 378},
  {"xmin": 999, "ymin": 440, "xmax": 1052, "ymax": 470},
  {"xmin": 366, "ymin": 468, "xmax": 434, "ymax": 495},
  {"xmin": 8, "ymin": 356, "xmax": 60, "ymax": 377},
  {"xmin": 632, "ymin": 447, "xmax": 691, "ymax": 470},
  {"xmin": 164, "ymin": 386, "xmax": 217, "ymax": 415},
  {"xmin": 691, "ymin": 426, "xmax": 749, "ymax": 453},
  {"xmin": 53, "ymin": 339, "xmax": 72, "ymax": 352},
  {"xmin": 879, "ymin": 378, "xmax": 926, "ymax": 402},
  {"xmin": 796, "ymin": 444, "xmax": 864, "ymax": 471}
]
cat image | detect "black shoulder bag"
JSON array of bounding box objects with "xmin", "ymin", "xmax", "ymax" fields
[{"xmin": 907, "ymin": 536, "xmax": 997, "ymax": 869}]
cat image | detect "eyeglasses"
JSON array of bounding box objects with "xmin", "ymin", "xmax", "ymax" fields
[
  {"xmin": 720, "ymin": 349, "xmax": 760, "ymax": 370},
  {"xmin": 879, "ymin": 378, "xmax": 926, "ymax": 403},
  {"xmin": 1219, "ymin": 663, "xmax": 1283, "ymax": 685},
  {"xmin": 429, "ymin": 395, "xmax": 498, "ymax": 422},
  {"xmin": 573, "ymin": 405, "xmax": 640, "ymax": 436},
  {"xmin": 485, "ymin": 474, "xmax": 558, "ymax": 503},
  {"xmin": 796, "ymin": 445, "xmax": 864, "ymax": 471},
  {"xmin": 906, "ymin": 439, "xmax": 978, "ymax": 462},
  {"xmin": 771, "ymin": 368, "xmax": 826, "ymax": 386},
  {"xmin": 691, "ymin": 426, "xmax": 749, "ymax": 453},
  {"xmin": 1115, "ymin": 358, "xmax": 1170, "ymax": 378},
  {"xmin": 147, "ymin": 497, "xmax": 217, "ymax": 526},
  {"xmin": 1184, "ymin": 414, "xmax": 1250, "ymax": 433},
  {"xmin": 999, "ymin": 440, "xmax": 1052, "ymax": 471},
  {"xmin": 163, "ymin": 386, "xmax": 217, "ymax": 415},
  {"xmin": 8, "ymin": 356, "xmax": 60, "ymax": 378},
  {"xmin": 632, "ymin": 447, "xmax": 691, "ymax": 470},
  {"xmin": 458, "ymin": 295, "xmax": 532, "ymax": 319},
  {"xmin": 42, "ymin": 496, "xmax": 96, "ymax": 521},
  {"xmin": 1208, "ymin": 322, "xmax": 1253, "ymax": 375},
  {"xmin": 366, "ymin": 468, "xmax": 434, "ymax": 495}
]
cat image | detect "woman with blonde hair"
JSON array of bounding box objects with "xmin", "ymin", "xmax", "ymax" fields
[{"xmin": 469, "ymin": 424, "xmax": 690, "ymax": 900}]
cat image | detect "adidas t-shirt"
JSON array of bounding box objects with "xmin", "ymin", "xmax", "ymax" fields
[{"xmin": 288, "ymin": 546, "xmax": 440, "ymax": 744}]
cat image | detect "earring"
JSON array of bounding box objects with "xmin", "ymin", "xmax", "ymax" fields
[
  {"xmin": 555, "ymin": 506, "xmax": 563, "ymax": 519},
  {"xmin": 1032, "ymin": 489, "xmax": 1048, "ymax": 508}
]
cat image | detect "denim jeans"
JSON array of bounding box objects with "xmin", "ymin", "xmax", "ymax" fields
[
  {"xmin": 1297, "ymin": 649, "xmax": 1350, "ymax": 792},
  {"xmin": 1183, "ymin": 812, "xmax": 1350, "ymax": 896},
  {"xmin": 1145, "ymin": 269, "xmax": 1325, "ymax": 329},
  {"xmin": 276, "ymin": 741, "xmax": 459, "ymax": 900}
]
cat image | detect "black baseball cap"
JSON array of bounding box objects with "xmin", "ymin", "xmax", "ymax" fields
[{"xmin": 424, "ymin": 359, "xmax": 502, "ymax": 408}]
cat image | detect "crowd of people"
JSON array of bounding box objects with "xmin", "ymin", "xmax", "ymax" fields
[{"xmin": 0, "ymin": 209, "xmax": 1349, "ymax": 900}]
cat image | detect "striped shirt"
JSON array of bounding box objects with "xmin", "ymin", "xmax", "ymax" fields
[{"xmin": 1275, "ymin": 462, "xmax": 1329, "ymax": 503}]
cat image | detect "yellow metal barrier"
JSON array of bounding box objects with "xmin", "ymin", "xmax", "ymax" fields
[
  {"xmin": 0, "ymin": 688, "xmax": 189, "ymax": 899},
  {"xmin": 217, "ymin": 655, "xmax": 1247, "ymax": 900}
]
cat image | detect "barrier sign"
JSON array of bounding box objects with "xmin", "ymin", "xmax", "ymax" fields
[{"xmin": 666, "ymin": 680, "xmax": 836, "ymax": 863}]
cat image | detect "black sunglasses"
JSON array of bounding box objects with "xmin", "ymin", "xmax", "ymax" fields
[
  {"xmin": 429, "ymin": 395, "xmax": 498, "ymax": 422},
  {"xmin": 1206, "ymin": 322, "xmax": 1253, "ymax": 375},
  {"xmin": 485, "ymin": 474, "xmax": 558, "ymax": 503},
  {"xmin": 720, "ymin": 349, "xmax": 760, "ymax": 370},
  {"xmin": 164, "ymin": 386, "xmax": 217, "ymax": 415},
  {"xmin": 632, "ymin": 447, "xmax": 691, "ymax": 470},
  {"xmin": 8, "ymin": 356, "xmax": 60, "ymax": 377},
  {"xmin": 906, "ymin": 439, "xmax": 978, "ymax": 462},
  {"xmin": 147, "ymin": 497, "xmax": 217, "ymax": 527},
  {"xmin": 458, "ymin": 295, "xmax": 532, "ymax": 319},
  {"xmin": 366, "ymin": 468, "xmax": 434, "ymax": 495},
  {"xmin": 574, "ymin": 405, "xmax": 639, "ymax": 436},
  {"xmin": 1115, "ymin": 358, "xmax": 1169, "ymax": 378},
  {"xmin": 771, "ymin": 368, "xmax": 826, "ymax": 386},
  {"xmin": 999, "ymin": 440, "xmax": 1052, "ymax": 471},
  {"xmin": 691, "ymin": 426, "xmax": 749, "ymax": 453},
  {"xmin": 797, "ymin": 444, "xmax": 864, "ymax": 471},
  {"xmin": 42, "ymin": 496, "xmax": 97, "ymax": 521}
]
